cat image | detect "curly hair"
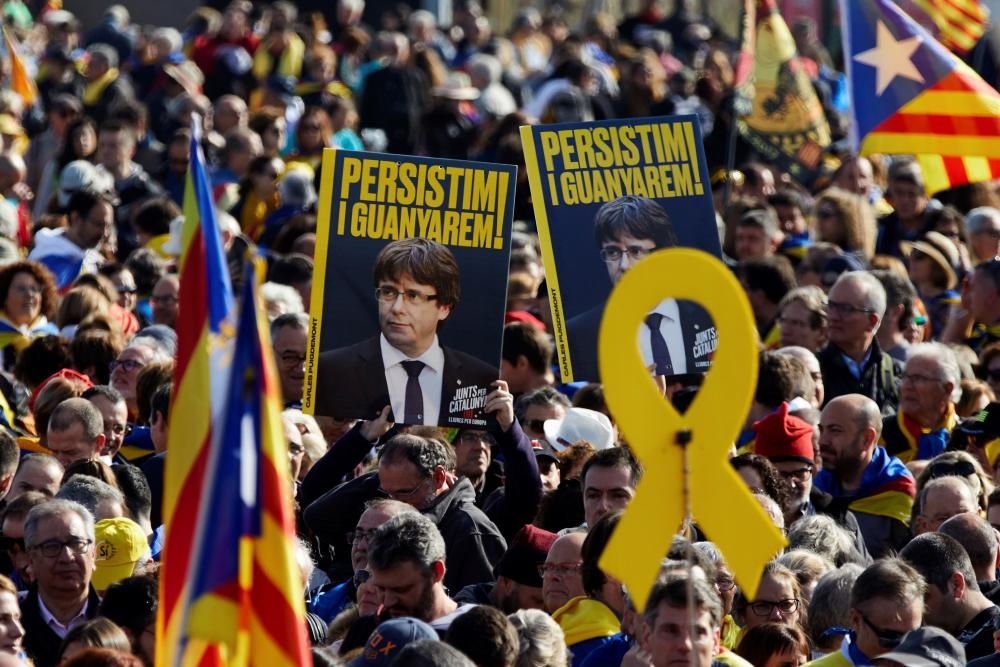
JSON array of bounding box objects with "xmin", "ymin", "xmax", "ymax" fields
[
  {"xmin": 0, "ymin": 260, "xmax": 58, "ymax": 320},
  {"xmin": 730, "ymin": 453, "xmax": 790, "ymax": 511}
]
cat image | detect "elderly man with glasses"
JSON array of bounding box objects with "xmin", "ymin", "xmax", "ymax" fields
[
  {"xmin": 20, "ymin": 499, "xmax": 100, "ymax": 667},
  {"xmin": 817, "ymin": 271, "xmax": 901, "ymax": 416},
  {"xmin": 878, "ymin": 342, "xmax": 961, "ymax": 463}
]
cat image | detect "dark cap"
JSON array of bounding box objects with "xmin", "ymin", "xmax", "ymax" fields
[
  {"xmin": 530, "ymin": 438, "xmax": 559, "ymax": 463},
  {"xmin": 955, "ymin": 402, "xmax": 1000, "ymax": 439},
  {"xmin": 349, "ymin": 617, "xmax": 438, "ymax": 667},
  {"xmin": 45, "ymin": 43, "xmax": 75, "ymax": 64},
  {"xmin": 821, "ymin": 254, "xmax": 866, "ymax": 288},
  {"xmin": 493, "ymin": 524, "xmax": 558, "ymax": 587},
  {"xmin": 266, "ymin": 74, "xmax": 297, "ymax": 98},
  {"xmin": 874, "ymin": 626, "xmax": 964, "ymax": 667}
]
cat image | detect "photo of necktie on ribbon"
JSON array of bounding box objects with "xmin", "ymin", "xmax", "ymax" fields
[{"xmin": 597, "ymin": 248, "xmax": 787, "ymax": 609}]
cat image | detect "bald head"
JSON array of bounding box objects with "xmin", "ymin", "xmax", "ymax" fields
[
  {"xmin": 818, "ymin": 394, "xmax": 883, "ymax": 481},
  {"xmin": 916, "ymin": 476, "xmax": 979, "ymax": 536},
  {"xmin": 827, "ymin": 394, "xmax": 882, "ymax": 437},
  {"xmin": 939, "ymin": 513, "xmax": 999, "ymax": 582}
]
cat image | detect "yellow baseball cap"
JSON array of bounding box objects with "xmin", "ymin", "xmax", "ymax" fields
[{"xmin": 93, "ymin": 517, "xmax": 149, "ymax": 593}]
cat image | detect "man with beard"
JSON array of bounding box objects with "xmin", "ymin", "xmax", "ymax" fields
[
  {"xmin": 367, "ymin": 512, "xmax": 473, "ymax": 633},
  {"xmin": 752, "ymin": 402, "xmax": 869, "ymax": 562},
  {"xmin": 20, "ymin": 499, "xmax": 101, "ymax": 667}
]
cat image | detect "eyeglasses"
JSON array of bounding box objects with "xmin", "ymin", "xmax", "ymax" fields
[
  {"xmin": 900, "ymin": 372, "xmax": 945, "ymax": 385},
  {"xmin": 151, "ymin": 295, "xmax": 178, "ymax": 305},
  {"xmin": 777, "ymin": 466, "xmax": 814, "ymax": 482},
  {"xmin": 280, "ymin": 351, "xmax": 307, "ymax": 366},
  {"xmin": 107, "ymin": 423, "xmax": 133, "ymax": 437},
  {"xmin": 354, "ymin": 569, "xmax": 371, "ymax": 588},
  {"xmin": 747, "ymin": 598, "xmax": 799, "ymax": 617},
  {"xmin": 858, "ymin": 611, "xmax": 906, "ymax": 648},
  {"xmin": 457, "ymin": 432, "xmax": 491, "ymax": 446},
  {"xmin": 377, "ymin": 478, "xmax": 430, "ymax": 500},
  {"xmin": 523, "ymin": 419, "xmax": 548, "ymax": 433},
  {"xmin": 114, "ymin": 285, "xmax": 137, "ymax": 295},
  {"xmin": 538, "ymin": 562, "xmax": 581, "ymax": 578},
  {"xmin": 11, "ymin": 285, "xmax": 41, "ymax": 297},
  {"xmin": 826, "ymin": 301, "xmax": 874, "ymax": 317},
  {"xmin": 928, "ymin": 460, "xmax": 977, "ymax": 479},
  {"xmin": 29, "ymin": 537, "xmax": 92, "ymax": 558},
  {"xmin": 715, "ymin": 577, "xmax": 735, "ymax": 592},
  {"xmin": 816, "ymin": 207, "xmax": 838, "ymax": 218},
  {"xmin": 110, "ymin": 358, "xmax": 145, "ymax": 374},
  {"xmin": 375, "ymin": 286, "xmax": 438, "ymax": 305},
  {"xmin": 0, "ymin": 535, "xmax": 24, "ymax": 552},
  {"xmin": 599, "ymin": 246, "xmax": 652, "ymax": 264},
  {"xmin": 347, "ymin": 527, "xmax": 377, "ymax": 545}
]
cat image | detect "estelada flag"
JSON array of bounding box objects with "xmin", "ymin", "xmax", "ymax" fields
[
  {"xmin": 736, "ymin": 0, "xmax": 832, "ymax": 186},
  {"xmin": 843, "ymin": 0, "xmax": 1000, "ymax": 194},
  {"xmin": 896, "ymin": 0, "xmax": 988, "ymax": 55}
]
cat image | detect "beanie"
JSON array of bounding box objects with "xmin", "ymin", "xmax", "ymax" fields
[{"xmin": 752, "ymin": 402, "xmax": 814, "ymax": 463}]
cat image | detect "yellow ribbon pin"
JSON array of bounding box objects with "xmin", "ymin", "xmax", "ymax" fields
[{"xmin": 598, "ymin": 248, "xmax": 786, "ymax": 610}]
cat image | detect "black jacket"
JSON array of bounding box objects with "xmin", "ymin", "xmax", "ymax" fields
[
  {"xmin": 424, "ymin": 477, "xmax": 507, "ymax": 593},
  {"xmin": 817, "ymin": 340, "xmax": 901, "ymax": 416},
  {"xmin": 82, "ymin": 73, "xmax": 135, "ymax": 125},
  {"xmin": 22, "ymin": 585, "xmax": 101, "ymax": 667}
]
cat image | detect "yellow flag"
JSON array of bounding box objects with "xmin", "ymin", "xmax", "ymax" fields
[
  {"xmin": 3, "ymin": 27, "xmax": 35, "ymax": 107},
  {"xmin": 598, "ymin": 248, "xmax": 786, "ymax": 609}
]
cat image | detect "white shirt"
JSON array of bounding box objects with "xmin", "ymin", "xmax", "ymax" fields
[
  {"xmin": 38, "ymin": 594, "xmax": 88, "ymax": 639},
  {"xmin": 381, "ymin": 334, "xmax": 445, "ymax": 425},
  {"xmin": 636, "ymin": 298, "xmax": 688, "ymax": 375}
]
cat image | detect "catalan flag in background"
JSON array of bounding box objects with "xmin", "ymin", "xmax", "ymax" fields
[
  {"xmin": 2, "ymin": 27, "xmax": 35, "ymax": 106},
  {"xmin": 842, "ymin": 0, "xmax": 1000, "ymax": 194},
  {"xmin": 897, "ymin": 0, "xmax": 988, "ymax": 55},
  {"xmin": 736, "ymin": 0, "xmax": 832, "ymax": 186},
  {"xmin": 156, "ymin": 117, "xmax": 236, "ymax": 667},
  {"xmin": 172, "ymin": 257, "xmax": 310, "ymax": 666}
]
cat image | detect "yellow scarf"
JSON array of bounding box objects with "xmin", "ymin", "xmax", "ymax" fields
[
  {"xmin": 239, "ymin": 190, "xmax": 278, "ymax": 241},
  {"xmin": 252, "ymin": 33, "xmax": 305, "ymax": 80},
  {"xmin": 83, "ymin": 67, "xmax": 119, "ymax": 106}
]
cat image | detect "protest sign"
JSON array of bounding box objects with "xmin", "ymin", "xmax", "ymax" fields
[
  {"xmin": 304, "ymin": 149, "xmax": 515, "ymax": 428},
  {"xmin": 520, "ymin": 115, "xmax": 721, "ymax": 383}
]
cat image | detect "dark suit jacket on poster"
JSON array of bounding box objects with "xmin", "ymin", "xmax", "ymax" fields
[
  {"xmin": 566, "ymin": 300, "xmax": 716, "ymax": 382},
  {"xmin": 314, "ymin": 336, "xmax": 498, "ymax": 427}
]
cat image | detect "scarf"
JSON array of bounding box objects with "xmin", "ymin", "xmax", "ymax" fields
[
  {"xmin": 83, "ymin": 67, "xmax": 119, "ymax": 106},
  {"xmin": 551, "ymin": 597, "xmax": 620, "ymax": 646},
  {"xmin": 252, "ymin": 33, "xmax": 305, "ymax": 80},
  {"xmin": 238, "ymin": 190, "xmax": 278, "ymax": 241},
  {"xmin": 814, "ymin": 446, "xmax": 916, "ymax": 523},
  {"xmin": 890, "ymin": 405, "xmax": 957, "ymax": 463},
  {"xmin": 0, "ymin": 313, "xmax": 57, "ymax": 354}
]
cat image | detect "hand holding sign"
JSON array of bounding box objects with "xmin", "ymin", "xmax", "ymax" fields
[{"xmin": 598, "ymin": 248, "xmax": 786, "ymax": 609}]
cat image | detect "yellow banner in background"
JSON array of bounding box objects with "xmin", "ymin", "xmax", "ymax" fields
[{"xmin": 598, "ymin": 248, "xmax": 786, "ymax": 609}]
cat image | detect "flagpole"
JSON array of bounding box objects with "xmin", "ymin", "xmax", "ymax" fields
[{"xmin": 722, "ymin": 94, "xmax": 740, "ymax": 210}]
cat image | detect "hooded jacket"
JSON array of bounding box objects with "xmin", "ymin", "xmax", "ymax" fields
[{"xmin": 424, "ymin": 477, "xmax": 507, "ymax": 593}]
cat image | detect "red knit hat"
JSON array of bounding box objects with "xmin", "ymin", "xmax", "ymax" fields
[{"xmin": 752, "ymin": 402, "xmax": 814, "ymax": 463}]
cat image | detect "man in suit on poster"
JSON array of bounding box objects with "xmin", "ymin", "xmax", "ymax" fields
[
  {"xmin": 567, "ymin": 195, "xmax": 717, "ymax": 382},
  {"xmin": 315, "ymin": 237, "xmax": 498, "ymax": 427}
]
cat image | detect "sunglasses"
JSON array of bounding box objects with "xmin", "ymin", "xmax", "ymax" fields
[
  {"xmin": 859, "ymin": 612, "xmax": 906, "ymax": 649},
  {"xmin": 928, "ymin": 460, "xmax": 977, "ymax": 479}
]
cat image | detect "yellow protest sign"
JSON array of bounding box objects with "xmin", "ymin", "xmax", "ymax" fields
[{"xmin": 598, "ymin": 248, "xmax": 786, "ymax": 609}]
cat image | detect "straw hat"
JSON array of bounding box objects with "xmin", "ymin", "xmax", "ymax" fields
[{"xmin": 901, "ymin": 230, "xmax": 959, "ymax": 290}]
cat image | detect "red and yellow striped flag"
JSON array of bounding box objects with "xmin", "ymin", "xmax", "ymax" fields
[
  {"xmin": 900, "ymin": 0, "xmax": 988, "ymax": 55},
  {"xmin": 3, "ymin": 27, "xmax": 35, "ymax": 106},
  {"xmin": 156, "ymin": 117, "xmax": 236, "ymax": 667}
]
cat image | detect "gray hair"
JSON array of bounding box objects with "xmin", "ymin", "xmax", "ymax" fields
[
  {"xmin": 261, "ymin": 283, "xmax": 304, "ymax": 316},
  {"xmin": 966, "ymin": 207, "xmax": 1000, "ymax": 236},
  {"xmin": 836, "ymin": 271, "xmax": 887, "ymax": 323},
  {"xmin": 56, "ymin": 476, "xmax": 124, "ymax": 521},
  {"xmin": 787, "ymin": 514, "xmax": 863, "ymax": 566},
  {"xmin": 127, "ymin": 336, "xmax": 174, "ymax": 364},
  {"xmin": 919, "ymin": 475, "xmax": 977, "ymax": 516},
  {"xmin": 508, "ymin": 609, "xmax": 569, "ymax": 667},
  {"xmin": 379, "ymin": 434, "xmax": 454, "ymax": 478},
  {"xmin": 408, "ymin": 9, "xmax": 436, "ymax": 30},
  {"xmin": 270, "ymin": 312, "xmax": 309, "ymax": 339},
  {"xmin": 807, "ymin": 564, "xmax": 864, "ymax": 649},
  {"xmin": 24, "ymin": 499, "xmax": 96, "ymax": 548},
  {"xmin": 367, "ymin": 512, "xmax": 445, "ymax": 573},
  {"xmin": 151, "ymin": 27, "xmax": 183, "ymax": 55},
  {"xmin": 906, "ymin": 342, "xmax": 963, "ymax": 403},
  {"xmin": 774, "ymin": 346, "xmax": 821, "ymax": 374},
  {"xmin": 468, "ymin": 54, "xmax": 502, "ymax": 86}
]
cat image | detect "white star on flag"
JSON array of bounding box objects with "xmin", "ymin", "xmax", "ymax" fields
[{"xmin": 854, "ymin": 20, "xmax": 924, "ymax": 95}]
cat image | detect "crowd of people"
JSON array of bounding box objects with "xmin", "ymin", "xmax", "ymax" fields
[{"xmin": 0, "ymin": 0, "xmax": 993, "ymax": 666}]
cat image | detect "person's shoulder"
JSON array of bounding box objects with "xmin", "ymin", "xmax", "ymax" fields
[
  {"xmin": 804, "ymin": 649, "xmax": 853, "ymax": 666},
  {"xmin": 441, "ymin": 345, "xmax": 497, "ymax": 377},
  {"xmin": 319, "ymin": 337, "xmax": 380, "ymax": 367},
  {"xmin": 970, "ymin": 652, "xmax": 1000, "ymax": 666}
]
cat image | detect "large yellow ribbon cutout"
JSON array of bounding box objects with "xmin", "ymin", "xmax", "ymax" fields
[{"xmin": 598, "ymin": 248, "xmax": 787, "ymax": 610}]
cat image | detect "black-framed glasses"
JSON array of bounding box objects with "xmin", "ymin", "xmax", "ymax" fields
[
  {"xmin": 715, "ymin": 576, "xmax": 735, "ymax": 592},
  {"xmin": 928, "ymin": 460, "xmax": 977, "ymax": 479},
  {"xmin": 747, "ymin": 598, "xmax": 799, "ymax": 617},
  {"xmin": 523, "ymin": 419, "xmax": 547, "ymax": 433},
  {"xmin": 599, "ymin": 246, "xmax": 651, "ymax": 264},
  {"xmin": 374, "ymin": 286, "xmax": 438, "ymax": 305},
  {"xmin": 825, "ymin": 301, "xmax": 874, "ymax": 317},
  {"xmin": 114, "ymin": 285, "xmax": 137, "ymax": 295},
  {"xmin": 108, "ymin": 423, "xmax": 133, "ymax": 437},
  {"xmin": 777, "ymin": 466, "xmax": 814, "ymax": 482},
  {"xmin": 29, "ymin": 537, "xmax": 92, "ymax": 558},
  {"xmin": 900, "ymin": 372, "xmax": 945, "ymax": 386},
  {"xmin": 858, "ymin": 611, "xmax": 906, "ymax": 648},
  {"xmin": 538, "ymin": 562, "xmax": 581, "ymax": 578}
]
